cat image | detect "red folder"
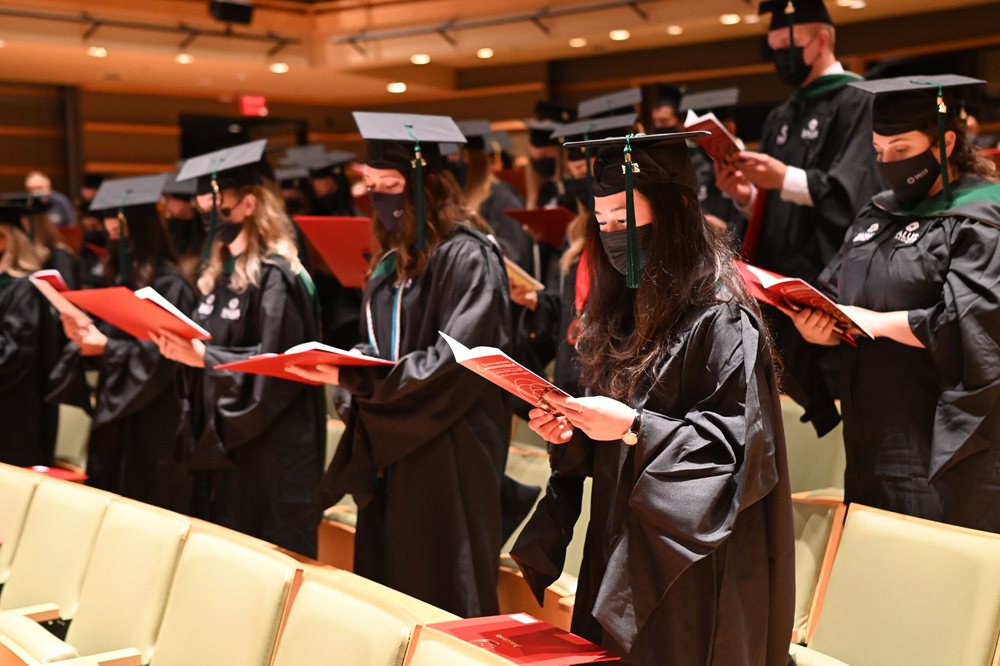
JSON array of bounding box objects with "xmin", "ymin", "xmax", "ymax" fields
[
  {"xmin": 420, "ymin": 614, "xmax": 619, "ymax": 665},
  {"xmin": 63, "ymin": 286, "xmax": 211, "ymax": 342},
  {"xmin": 27, "ymin": 466, "xmax": 88, "ymax": 483},
  {"xmin": 294, "ymin": 215, "xmax": 372, "ymax": 288},
  {"xmin": 496, "ymin": 167, "xmax": 527, "ymax": 198},
  {"xmin": 213, "ymin": 341, "xmax": 394, "ymax": 385},
  {"xmin": 58, "ymin": 225, "xmax": 84, "ymax": 252},
  {"xmin": 503, "ymin": 207, "xmax": 576, "ymax": 249}
]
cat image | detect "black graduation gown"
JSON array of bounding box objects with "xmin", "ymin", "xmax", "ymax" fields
[
  {"xmin": 512, "ymin": 301, "xmax": 795, "ymax": 665},
  {"xmin": 480, "ymin": 180, "xmax": 534, "ymax": 273},
  {"xmin": 756, "ymin": 74, "xmax": 883, "ymax": 436},
  {"xmin": 0, "ymin": 276, "xmax": 60, "ymax": 466},
  {"xmin": 817, "ymin": 179, "xmax": 1000, "ymax": 533},
  {"xmin": 323, "ymin": 226, "xmax": 513, "ymax": 618},
  {"xmin": 691, "ymin": 147, "xmax": 745, "ymax": 250},
  {"xmin": 79, "ymin": 246, "xmax": 107, "ymax": 289},
  {"xmin": 46, "ymin": 246, "xmax": 82, "ymax": 291},
  {"xmin": 191, "ymin": 256, "xmax": 327, "ymax": 557},
  {"xmin": 46, "ymin": 266, "xmax": 195, "ymax": 512}
]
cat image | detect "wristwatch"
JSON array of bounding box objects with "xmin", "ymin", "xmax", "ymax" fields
[{"xmin": 622, "ymin": 409, "xmax": 642, "ymax": 446}]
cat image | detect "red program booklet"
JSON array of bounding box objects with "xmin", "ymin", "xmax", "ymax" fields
[
  {"xmin": 213, "ymin": 341, "xmax": 394, "ymax": 385},
  {"xmin": 503, "ymin": 207, "xmax": 577, "ymax": 249},
  {"xmin": 735, "ymin": 260, "xmax": 873, "ymax": 343},
  {"xmin": 30, "ymin": 270, "xmax": 92, "ymax": 324},
  {"xmin": 418, "ymin": 613, "xmax": 619, "ymax": 665},
  {"xmin": 63, "ymin": 286, "xmax": 211, "ymax": 342},
  {"xmin": 440, "ymin": 333, "xmax": 572, "ymax": 413},
  {"xmin": 294, "ymin": 215, "xmax": 372, "ymax": 289},
  {"xmin": 683, "ymin": 109, "xmax": 741, "ymax": 166}
]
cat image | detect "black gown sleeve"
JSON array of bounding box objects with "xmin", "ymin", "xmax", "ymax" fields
[
  {"xmin": 0, "ymin": 282, "xmax": 46, "ymax": 392},
  {"xmin": 593, "ymin": 304, "xmax": 785, "ymax": 652},
  {"xmin": 484, "ymin": 182, "xmax": 534, "ymax": 272},
  {"xmin": 50, "ymin": 248, "xmax": 83, "ymax": 291},
  {"xmin": 907, "ymin": 219, "xmax": 1000, "ymax": 478}
]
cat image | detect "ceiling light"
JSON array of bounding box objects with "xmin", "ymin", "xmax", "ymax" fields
[
  {"xmin": 743, "ymin": 14, "xmax": 761, "ymax": 24},
  {"xmin": 0, "ymin": 39, "xmax": 6, "ymax": 48},
  {"xmin": 86, "ymin": 46, "xmax": 108, "ymax": 58},
  {"xmin": 719, "ymin": 14, "xmax": 742, "ymax": 25},
  {"xmin": 835, "ymin": 0, "xmax": 855, "ymax": 5},
  {"xmin": 410, "ymin": 53, "xmax": 431, "ymax": 65},
  {"xmin": 386, "ymin": 81, "xmax": 407, "ymax": 94},
  {"xmin": 569, "ymin": 37, "xmax": 587, "ymax": 48},
  {"xmin": 268, "ymin": 62, "xmax": 289, "ymax": 74},
  {"xmin": 175, "ymin": 52, "xmax": 194, "ymax": 64},
  {"xmin": 849, "ymin": 0, "xmax": 866, "ymax": 8},
  {"xmin": 609, "ymin": 29, "xmax": 631, "ymax": 41},
  {"xmin": 666, "ymin": 25, "xmax": 683, "ymax": 36},
  {"xmin": 476, "ymin": 47, "xmax": 494, "ymax": 59}
]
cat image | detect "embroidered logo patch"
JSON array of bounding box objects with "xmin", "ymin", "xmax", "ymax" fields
[
  {"xmin": 801, "ymin": 118, "xmax": 821, "ymax": 141},
  {"xmin": 220, "ymin": 297, "xmax": 241, "ymax": 320},
  {"xmin": 776, "ymin": 124, "xmax": 789, "ymax": 146},
  {"xmin": 852, "ymin": 222, "xmax": 880, "ymax": 243},
  {"xmin": 197, "ymin": 293, "xmax": 215, "ymax": 316},
  {"xmin": 894, "ymin": 221, "xmax": 922, "ymax": 245}
]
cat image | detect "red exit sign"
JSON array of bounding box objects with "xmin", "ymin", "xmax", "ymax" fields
[{"xmin": 239, "ymin": 95, "xmax": 269, "ymax": 117}]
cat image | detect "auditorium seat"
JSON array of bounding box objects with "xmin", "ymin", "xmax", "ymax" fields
[
  {"xmin": 789, "ymin": 505, "xmax": 1000, "ymax": 666},
  {"xmin": 146, "ymin": 532, "xmax": 301, "ymax": 666},
  {"xmin": 53, "ymin": 406, "xmax": 91, "ymax": 472},
  {"xmin": 0, "ymin": 501, "xmax": 189, "ymax": 665},
  {"xmin": 496, "ymin": 556, "xmax": 575, "ymax": 632},
  {"xmin": 0, "ymin": 480, "xmax": 110, "ymax": 628},
  {"xmin": 403, "ymin": 626, "xmax": 513, "ymax": 666},
  {"xmin": 322, "ymin": 569, "xmax": 459, "ymax": 625},
  {"xmin": 271, "ymin": 572, "xmax": 417, "ymax": 666},
  {"xmin": 790, "ymin": 489, "xmax": 847, "ymax": 645},
  {"xmin": 0, "ymin": 466, "xmax": 40, "ymax": 588},
  {"xmin": 780, "ymin": 397, "xmax": 846, "ymax": 494},
  {"xmin": 318, "ymin": 505, "xmax": 356, "ymax": 571},
  {"xmin": 324, "ymin": 418, "xmax": 346, "ymax": 472}
]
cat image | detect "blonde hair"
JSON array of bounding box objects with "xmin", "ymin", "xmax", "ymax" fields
[
  {"xmin": 197, "ymin": 185, "xmax": 303, "ymax": 296},
  {"xmin": 0, "ymin": 225, "xmax": 44, "ymax": 276}
]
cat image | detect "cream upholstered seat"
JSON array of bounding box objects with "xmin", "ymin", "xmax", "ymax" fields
[
  {"xmin": 790, "ymin": 504, "xmax": 1000, "ymax": 666},
  {"xmin": 0, "ymin": 480, "xmax": 110, "ymax": 621},
  {"xmin": 148, "ymin": 532, "xmax": 301, "ymax": 666},
  {"xmin": 323, "ymin": 569, "xmax": 459, "ymax": 625},
  {"xmin": 53, "ymin": 405, "xmax": 91, "ymax": 471},
  {"xmin": 271, "ymin": 573, "xmax": 418, "ymax": 666},
  {"xmin": 403, "ymin": 626, "xmax": 513, "ymax": 666},
  {"xmin": 790, "ymin": 490, "xmax": 846, "ymax": 645},
  {"xmin": 0, "ymin": 465, "xmax": 41, "ymax": 587},
  {"xmin": 780, "ymin": 397, "xmax": 846, "ymax": 494}
]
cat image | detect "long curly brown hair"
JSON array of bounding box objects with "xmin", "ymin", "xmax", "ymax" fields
[
  {"xmin": 922, "ymin": 115, "xmax": 998, "ymax": 182},
  {"xmin": 577, "ymin": 183, "xmax": 775, "ymax": 402}
]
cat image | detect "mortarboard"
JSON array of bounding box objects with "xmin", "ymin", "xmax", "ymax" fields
[
  {"xmin": 163, "ymin": 163, "xmax": 197, "ymax": 199},
  {"xmin": 0, "ymin": 202, "xmax": 26, "ymax": 229},
  {"xmin": 759, "ymin": 0, "xmax": 833, "ymax": 31},
  {"xmin": 530, "ymin": 101, "xmax": 576, "ymax": 147},
  {"xmin": 680, "ymin": 87, "xmax": 741, "ymax": 113},
  {"xmin": 578, "ymin": 88, "xmax": 642, "ymax": 120},
  {"xmin": 552, "ymin": 113, "xmax": 638, "ymax": 213},
  {"xmin": 89, "ymin": 174, "xmax": 169, "ymax": 280},
  {"xmin": 275, "ymin": 166, "xmax": 310, "ymax": 189},
  {"xmin": 82, "ymin": 173, "xmax": 106, "ymax": 191}
]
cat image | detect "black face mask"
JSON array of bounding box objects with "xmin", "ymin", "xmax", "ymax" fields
[
  {"xmin": 878, "ymin": 148, "xmax": 941, "ymax": 208},
  {"xmin": 773, "ymin": 46, "xmax": 812, "ymax": 88},
  {"xmin": 370, "ymin": 191, "xmax": 407, "ymax": 234},
  {"xmin": 284, "ymin": 198, "xmax": 305, "ymax": 216},
  {"xmin": 531, "ymin": 157, "xmax": 557, "ymax": 180},
  {"xmin": 599, "ymin": 225, "xmax": 654, "ymax": 277},
  {"xmin": 83, "ymin": 229, "xmax": 108, "ymax": 247},
  {"xmin": 214, "ymin": 221, "xmax": 243, "ymax": 245}
]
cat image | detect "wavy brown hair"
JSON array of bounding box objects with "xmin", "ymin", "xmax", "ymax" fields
[
  {"xmin": 103, "ymin": 204, "xmax": 178, "ymax": 289},
  {"xmin": 0, "ymin": 224, "xmax": 43, "ymax": 275},
  {"xmin": 577, "ymin": 183, "xmax": 774, "ymax": 402},
  {"xmin": 924, "ymin": 115, "xmax": 999, "ymax": 182},
  {"xmin": 371, "ymin": 169, "xmax": 487, "ymax": 283}
]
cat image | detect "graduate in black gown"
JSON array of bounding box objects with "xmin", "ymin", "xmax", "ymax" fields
[
  {"xmin": 0, "ymin": 203, "xmax": 60, "ymax": 466},
  {"xmin": 791, "ymin": 75, "xmax": 1000, "ymax": 533},
  {"xmin": 162, "ymin": 169, "xmax": 206, "ymax": 287},
  {"xmin": 13, "ymin": 195, "xmax": 83, "ymax": 290},
  {"xmin": 78, "ymin": 174, "xmax": 110, "ymax": 289},
  {"xmin": 49, "ymin": 174, "xmax": 194, "ymax": 511},
  {"xmin": 288, "ymin": 112, "xmax": 512, "ymax": 618},
  {"xmin": 155, "ymin": 141, "xmax": 326, "ymax": 557},
  {"xmin": 512, "ymin": 132, "xmax": 795, "ymax": 665},
  {"xmin": 715, "ymin": 0, "xmax": 882, "ymax": 435}
]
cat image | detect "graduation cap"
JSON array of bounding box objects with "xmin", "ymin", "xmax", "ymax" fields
[
  {"xmin": 578, "ymin": 87, "xmax": 642, "ymax": 120},
  {"xmin": 530, "ymin": 101, "xmax": 576, "ymax": 147},
  {"xmin": 680, "ymin": 87, "xmax": 740, "ymax": 113},
  {"xmin": 82, "ymin": 173, "xmax": 106, "ymax": 191},
  {"xmin": 850, "ymin": 74, "xmax": 985, "ymax": 202},
  {"xmin": 89, "ymin": 174, "xmax": 169, "ymax": 281},
  {"xmin": 759, "ymin": 0, "xmax": 833, "ymax": 31},
  {"xmin": 554, "ymin": 113, "xmax": 639, "ymax": 215},
  {"xmin": 176, "ymin": 139, "xmax": 268, "ymax": 259},
  {"xmin": 3, "ymin": 193, "xmax": 53, "ymax": 215},
  {"xmin": 651, "ymin": 84, "xmax": 685, "ymax": 110},
  {"xmin": 275, "ymin": 166, "xmax": 310, "ymax": 189},
  {"xmin": 163, "ymin": 163, "xmax": 197, "ymax": 200},
  {"xmin": 283, "ymin": 145, "xmax": 356, "ymax": 178},
  {"xmin": 536, "ymin": 101, "xmax": 576, "ymax": 124},
  {"xmin": 562, "ymin": 131, "xmax": 708, "ymax": 288},
  {"xmin": 353, "ymin": 111, "xmax": 467, "ymax": 250},
  {"xmin": 0, "ymin": 202, "xmax": 26, "ymax": 230}
]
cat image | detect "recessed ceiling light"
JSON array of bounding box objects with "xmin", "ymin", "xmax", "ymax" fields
[
  {"xmin": 0, "ymin": 39, "xmax": 7, "ymax": 48},
  {"xmin": 835, "ymin": 0, "xmax": 855, "ymax": 5},
  {"xmin": 849, "ymin": 0, "xmax": 866, "ymax": 8},
  {"xmin": 743, "ymin": 14, "xmax": 761, "ymax": 24},
  {"xmin": 569, "ymin": 37, "xmax": 587, "ymax": 48},
  {"xmin": 410, "ymin": 53, "xmax": 431, "ymax": 65},
  {"xmin": 719, "ymin": 14, "xmax": 742, "ymax": 25},
  {"xmin": 387, "ymin": 81, "xmax": 407, "ymax": 93},
  {"xmin": 86, "ymin": 46, "xmax": 108, "ymax": 58},
  {"xmin": 476, "ymin": 47, "xmax": 494, "ymax": 59},
  {"xmin": 268, "ymin": 62, "xmax": 290, "ymax": 74},
  {"xmin": 609, "ymin": 29, "xmax": 631, "ymax": 41},
  {"xmin": 666, "ymin": 25, "xmax": 683, "ymax": 36},
  {"xmin": 175, "ymin": 52, "xmax": 194, "ymax": 65}
]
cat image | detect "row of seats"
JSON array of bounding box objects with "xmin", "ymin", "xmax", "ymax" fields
[{"xmin": 0, "ymin": 463, "xmax": 543, "ymax": 666}]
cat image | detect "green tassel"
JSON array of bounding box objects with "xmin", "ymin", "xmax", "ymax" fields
[
  {"xmin": 406, "ymin": 125, "xmax": 427, "ymax": 251},
  {"xmin": 201, "ymin": 172, "xmax": 219, "ymax": 261},
  {"xmin": 623, "ymin": 134, "xmax": 640, "ymax": 289},
  {"xmin": 935, "ymin": 84, "xmax": 953, "ymax": 202}
]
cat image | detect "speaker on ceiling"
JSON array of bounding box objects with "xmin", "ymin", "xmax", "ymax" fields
[{"xmin": 209, "ymin": 0, "xmax": 254, "ymax": 25}]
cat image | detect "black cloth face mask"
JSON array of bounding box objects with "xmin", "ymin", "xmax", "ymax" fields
[
  {"xmin": 214, "ymin": 221, "xmax": 243, "ymax": 245},
  {"xmin": 370, "ymin": 191, "xmax": 407, "ymax": 234},
  {"xmin": 599, "ymin": 225, "xmax": 654, "ymax": 276},
  {"xmin": 531, "ymin": 157, "xmax": 557, "ymax": 180},
  {"xmin": 773, "ymin": 45, "xmax": 812, "ymax": 88},
  {"xmin": 877, "ymin": 148, "xmax": 941, "ymax": 208},
  {"xmin": 83, "ymin": 229, "xmax": 108, "ymax": 247}
]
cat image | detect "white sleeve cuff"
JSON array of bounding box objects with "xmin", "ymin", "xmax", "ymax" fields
[{"xmin": 780, "ymin": 166, "xmax": 814, "ymax": 207}]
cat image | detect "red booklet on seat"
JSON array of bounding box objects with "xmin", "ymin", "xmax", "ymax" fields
[
  {"xmin": 440, "ymin": 333, "xmax": 572, "ymax": 413},
  {"xmin": 213, "ymin": 341, "xmax": 394, "ymax": 385},
  {"xmin": 418, "ymin": 613, "xmax": 619, "ymax": 665},
  {"xmin": 294, "ymin": 215, "xmax": 372, "ymax": 289},
  {"xmin": 735, "ymin": 260, "xmax": 873, "ymax": 343},
  {"xmin": 63, "ymin": 286, "xmax": 211, "ymax": 342},
  {"xmin": 503, "ymin": 207, "xmax": 576, "ymax": 249}
]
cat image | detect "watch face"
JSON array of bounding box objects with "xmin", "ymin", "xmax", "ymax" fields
[{"xmin": 622, "ymin": 431, "xmax": 639, "ymax": 446}]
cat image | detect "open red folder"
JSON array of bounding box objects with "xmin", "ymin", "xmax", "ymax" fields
[
  {"xmin": 294, "ymin": 215, "xmax": 372, "ymax": 289},
  {"xmin": 30, "ymin": 270, "xmax": 91, "ymax": 324},
  {"xmin": 63, "ymin": 286, "xmax": 211, "ymax": 342},
  {"xmin": 440, "ymin": 332, "xmax": 571, "ymax": 413},
  {"xmin": 213, "ymin": 341, "xmax": 394, "ymax": 385},
  {"xmin": 684, "ymin": 109, "xmax": 741, "ymax": 166},
  {"xmin": 416, "ymin": 613, "xmax": 619, "ymax": 665},
  {"xmin": 735, "ymin": 260, "xmax": 873, "ymax": 343},
  {"xmin": 503, "ymin": 207, "xmax": 576, "ymax": 249}
]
